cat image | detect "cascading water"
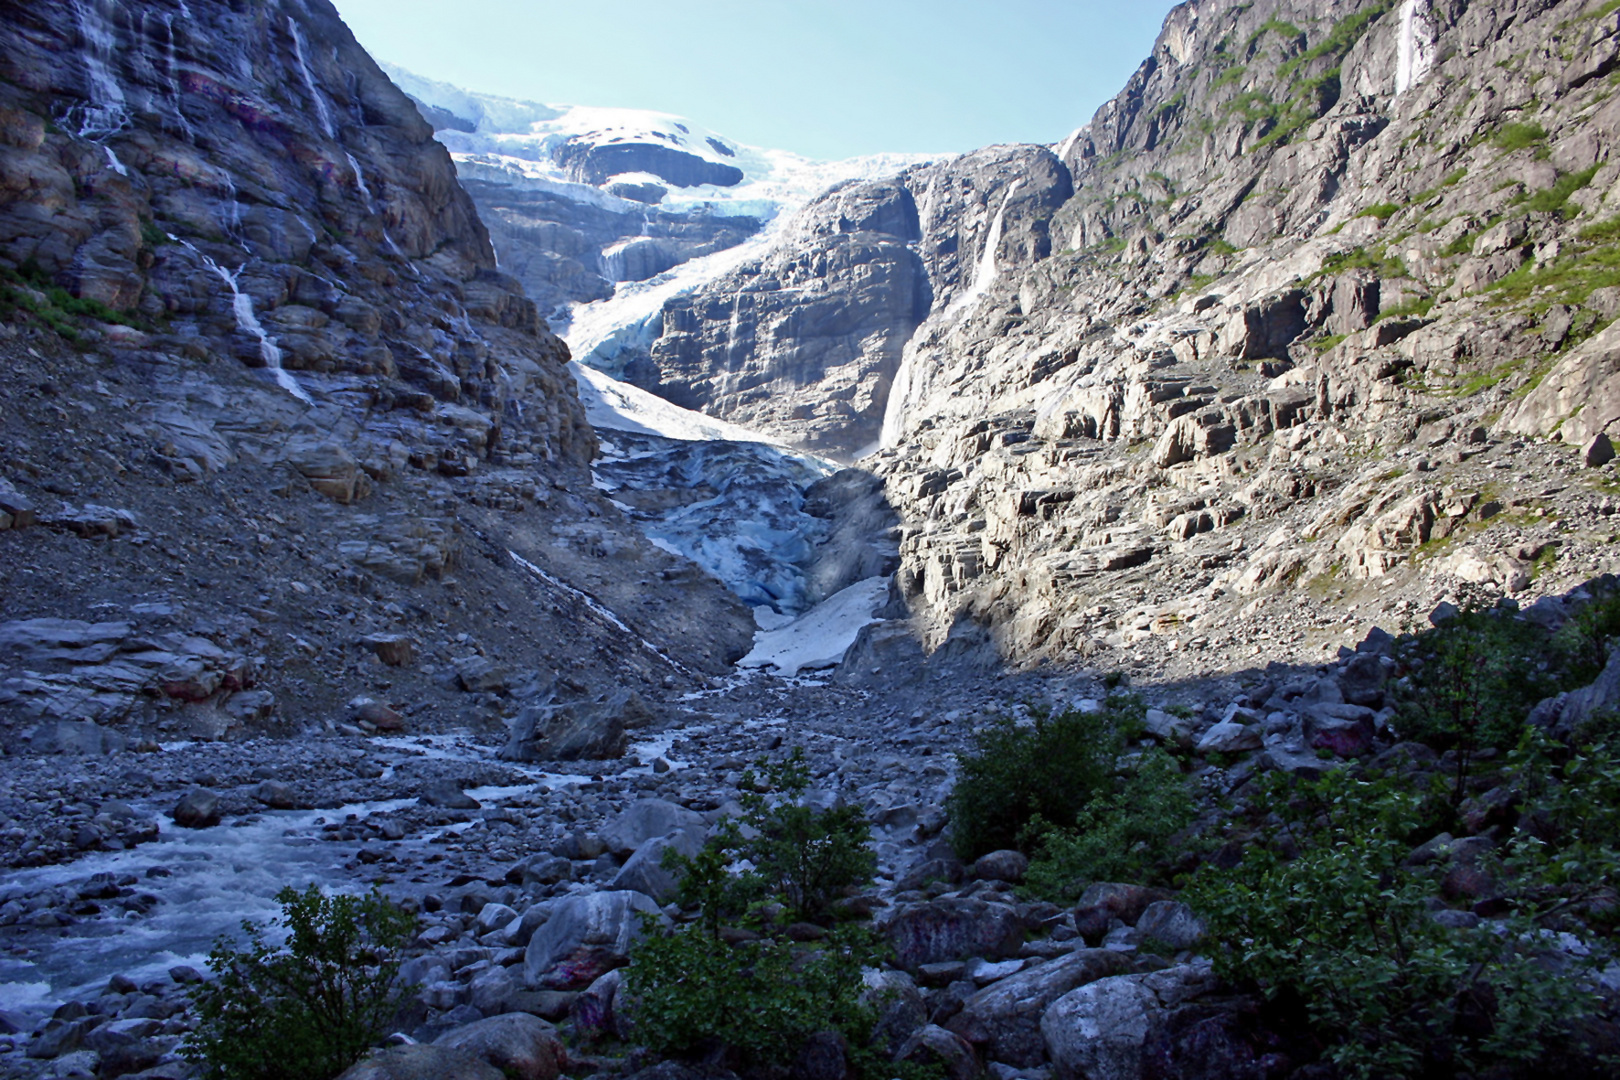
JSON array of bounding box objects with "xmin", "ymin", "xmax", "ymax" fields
[
  {"xmin": 287, "ymin": 16, "xmax": 336, "ymax": 139},
  {"xmin": 72, "ymin": 0, "xmax": 130, "ymax": 139},
  {"xmin": 346, "ymin": 152, "xmax": 375, "ymax": 207},
  {"xmin": 159, "ymin": 11, "xmax": 194, "ymax": 141},
  {"xmin": 1396, "ymin": 0, "xmax": 1436, "ymax": 96},
  {"xmin": 173, "ymin": 238, "xmax": 313, "ymax": 404}
]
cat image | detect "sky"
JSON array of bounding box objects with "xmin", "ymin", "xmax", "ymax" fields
[{"xmin": 329, "ymin": 0, "xmax": 1182, "ymax": 161}]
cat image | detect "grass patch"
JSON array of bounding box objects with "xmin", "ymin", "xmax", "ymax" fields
[
  {"xmin": 1376, "ymin": 296, "xmax": 1436, "ymax": 321},
  {"xmin": 1277, "ymin": 2, "xmax": 1395, "ymax": 81},
  {"xmin": 1515, "ymin": 165, "xmax": 1601, "ymax": 217},
  {"xmin": 1492, "ymin": 121, "xmax": 1547, "ymax": 153},
  {"xmin": 1491, "ymin": 227, "xmax": 1620, "ymax": 308},
  {"xmin": 1313, "ymin": 246, "xmax": 1408, "ymax": 281},
  {"xmin": 1212, "ymin": 64, "xmax": 1248, "ymax": 89},
  {"xmin": 1357, "ymin": 202, "xmax": 1402, "ymax": 222}
]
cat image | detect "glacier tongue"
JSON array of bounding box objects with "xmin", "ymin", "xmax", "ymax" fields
[{"xmin": 739, "ymin": 577, "xmax": 890, "ymax": 678}]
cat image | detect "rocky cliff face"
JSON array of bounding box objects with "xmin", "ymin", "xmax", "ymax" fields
[
  {"xmin": 582, "ymin": 0, "xmax": 1620, "ymax": 675},
  {"xmin": 0, "ymin": 0, "xmax": 754, "ymax": 745},
  {"xmin": 862, "ymin": 0, "xmax": 1620, "ymax": 674}
]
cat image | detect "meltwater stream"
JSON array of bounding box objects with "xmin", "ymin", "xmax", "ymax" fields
[{"xmin": 0, "ymin": 732, "xmax": 688, "ymax": 1021}]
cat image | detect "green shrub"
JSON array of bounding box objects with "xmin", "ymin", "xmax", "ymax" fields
[
  {"xmin": 672, "ymin": 748, "xmax": 875, "ymax": 926},
  {"xmin": 1390, "ymin": 608, "xmax": 1559, "ymax": 800},
  {"xmin": 626, "ymin": 923, "xmax": 878, "ymax": 1069},
  {"xmin": 1187, "ymin": 771, "xmax": 1601, "ymax": 1079},
  {"xmin": 1024, "ymin": 748, "xmax": 1198, "ymax": 900},
  {"xmin": 1553, "ymin": 587, "xmax": 1620, "ymax": 686},
  {"xmin": 948, "ymin": 697, "xmax": 1143, "ymax": 860},
  {"xmin": 183, "ymin": 886, "xmax": 416, "ymax": 1080},
  {"xmin": 1504, "ymin": 732, "xmax": 1620, "ymax": 936}
]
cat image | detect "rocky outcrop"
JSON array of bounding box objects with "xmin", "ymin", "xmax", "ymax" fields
[
  {"xmin": 625, "ymin": 179, "xmax": 933, "ymax": 457},
  {"xmin": 0, "ymin": 0, "xmax": 755, "ymax": 745}
]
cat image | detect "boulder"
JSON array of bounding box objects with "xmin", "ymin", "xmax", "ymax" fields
[
  {"xmin": 420, "ymin": 781, "xmax": 481, "ymax": 810},
  {"xmin": 1142, "ymin": 709, "xmax": 1200, "ymax": 749},
  {"xmin": 1585, "ymin": 432, "xmax": 1616, "ymax": 468},
  {"xmin": 610, "ymin": 830, "xmax": 706, "ymax": 903},
  {"xmin": 171, "ymin": 788, "xmax": 221, "ymax": 829},
  {"xmin": 862, "ymin": 969, "xmax": 927, "ymax": 1056},
  {"xmin": 1194, "ymin": 720, "xmax": 1261, "ymax": 755},
  {"xmin": 599, "ymin": 799, "xmax": 706, "ymax": 857},
  {"xmin": 434, "ymin": 1013, "xmax": 563, "ymax": 1080},
  {"xmin": 793, "ymin": 1029, "xmax": 851, "ymax": 1080},
  {"xmin": 973, "ymin": 850, "xmax": 1029, "ymax": 883},
  {"xmin": 336, "ymin": 1045, "xmax": 503, "ymax": 1080},
  {"xmin": 896, "ymin": 1024, "xmax": 980, "ymax": 1080},
  {"xmin": 361, "ymin": 634, "xmax": 417, "ymax": 667},
  {"xmin": 947, "ymin": 948, "xmax": 1135, "ymax": 1067},
  {"xmin": 571, "ymin": 968, "xmax": 626, "ymax": 1042},
  {"xmin": 1073, "ymin": 884, "xmax": 1173, "ymax": 943},
  {"xmin": 253, "ymin": 779, "xmax": 299, "ymax": 809},
  {"xmin": 499, "ymin": 692, "xmax": 652, "ymax": 762},
  {"xmin": 26, "ymin": 719, "xmax": 127, "ymax": 755},
  {"xmin": 1133, "ymin": 902, "xmax": 1206, "ymax": 952},
  {"xmin": 886, "ymin": 897, "xmax": 1025, "ymax": 971},
  {"xmin": 1041, "ymin": 963, "xmax": 1262, "ymax": 1080},
  {"xmin": 1304, "ymin": 704, "xmax": 1377, "ymax": 758},
  {"xmin": 523, "ymin": 890, "xmax": 664, "ymax": 989},
  {"xmin": 1529, "ymin": 646, "xmax": 1620, "ymax": 739},
  {"xmin": 1336, "ymin": 654, "xmax": 1388, "ymax": 708}
]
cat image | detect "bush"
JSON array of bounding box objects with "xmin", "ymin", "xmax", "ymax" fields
[
  {"xmin": 1553, "ymin": 587, "xmax": 1620, "ymax": 687},
  {"xmin": 626, "ymin": 923, "xmax": 878, "ymax": 1068},
  {"xmin": 948, "ymin": 697, "xmax": 1143, "ymax": 860},
  {"xmin": 1504, "ymin": 732, "xmax": 1620, "ymax": 937},
  {"xmin": 1024, "ymin": 748, "xmax": 1198, "ymax": 900},
  {"xmin": 183, "ymin": 886, "xmax": 416, "ymax": 1080},
  {"xmin": 1390, "ymin": 608, "xmax": 1559, "ymax": 800},
  {"xmin": 1186, "ymin": 771, "xmax": 1602, "ymax": 1079}
]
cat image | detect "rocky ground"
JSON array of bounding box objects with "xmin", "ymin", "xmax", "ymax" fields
[{"xmin": 11, "ymin": 586, "xmax": 1616, "ymax": 1080}]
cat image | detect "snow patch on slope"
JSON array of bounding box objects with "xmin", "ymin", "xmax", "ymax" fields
[
  {"xmin": 570, "ymin": 361, "xmax": 785, "ymax": 445},
  {"xmin": 739, "ymin": 577, "xmax": 889, "ymax": 678}
]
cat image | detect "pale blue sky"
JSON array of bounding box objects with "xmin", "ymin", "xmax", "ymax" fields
[{"xmin": 330, "ymin": 1, "xmax": 1182, "ymax": 160}]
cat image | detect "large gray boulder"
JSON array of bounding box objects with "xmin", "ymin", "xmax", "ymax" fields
[
  {"xmin": 434, "ymin": 1013, "xmax": 563, "ymax": 1080},
  {"xmin": 25, "ymin": 720, "xmax": 126, "ymax": 755},
  {"xmin": 336, "ymin": 1045, "xmax": 503, "ymax": 1080},
  {"xmin": 599, "ymin": 798, "xmax": 706, "ymax": 857},
  {"xmin": 500, "ymin": 691, "xmax": 652, "ymax": 762},
  {"xmin": 947, "ymin": 948, "xmax": 1135, "ymax": 1067},
  {"xmin": 171, "ymin": 788, "xmax": 221, "ymax": 829},
  {"xmin": 1529, "ymin": 646, "xmax": 1620, "ymax": 739},
  {"xmin": 1041, "ymin": 962, "xmax": 1264, "ymax": 1080},
  {"xmin": 610, "ymin": 831, "xmax": 706, "ymax": 903},
  {"xmin": 523, "ymin": 890, "xmax": 664, "ymax": 989},
  {"xmin": 885, "ymin": 897, "xmax": 1024, "ymax": 971}
]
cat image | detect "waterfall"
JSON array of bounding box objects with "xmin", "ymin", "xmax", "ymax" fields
[
  {"xmin": 287, "ymin": 16, "xmax": 336, "ymax": 139},
  {"xmin": 346, "ymin": 152, "xmax": 374, "ymax": 208},
  {"xmin": 944, "ymin": 179, "xmax": 1022, "ymax": 319},
  {"xmin": 1396, "ymin": 0, "xmax": 1436, "ymax": 96},
  {"xmin": 72, "ymin": 0, "xmax": 130, "ymax": 139},
  {"xmin": 174, "ymin": 238, "xmax": 313, "ymax": 404},
  {"xmin": 159, "ymin": 12, "xmax": 194, "ymax": 140}
]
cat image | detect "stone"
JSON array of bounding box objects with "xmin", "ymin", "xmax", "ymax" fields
[
  {"xmin": 523, "ymin": 890, "xmax": 664, "ymax": 989},
  {"xmin": 354, "ymin": 700, "xmax": 406, "ymax": 732},
  {"xmin": 1073, "ymin": 884, "xmax": 1172, "ymax": 943},
  {"xmin": 1194, "ymin": 720, "xmax": 1261, "ymax": 755},
  {"xmin": 570, "ymin": 968, "xmax": 625, "ymax": 1042},
  {"xmin": 253, "ymin": 779, "xmax": 299, "ymax": 809},
  {"xmin": 336, "ymin": 1045, "xmax": 504, "ymax": 1080},
  {"xmin": 896, "ymin": 1024, "xmax": 981, "ymax": 1080},
  {"xmin": 499, "ymin": 693, "xmax": 649, "ymax": 763},
  {"xmin": 1587, "ymin": 430, "xmax": 1613, "ymax": 469},
  {"xmin": 792, "ymin": 1029, "xmax": 851, "ymax": 1080},
  {"xmin": 25, "ymin": 719, "xmax": 127, "ymax": 755},
  {"xmin": 598, "ymin": 798, "xmax": 706, "ymax": 857},
  {"xmin": 468, "ymin": 966, "xmax": 521, "ymax": 1016},
  {"xmin": 475, "ymin": 903, "xmax": 519, "ymax": 936},
  {"xmin": 1041, "ymin": 963, "xmax": 1257, "ymax": 1080},
  {"xmin": 1304, "ymin": 704, "xmax": 1377, "ymax": 758},
  {"xmin": 862, "ymin": 970, "xmax": 927, "ymax": 1056},
  {"xmin": 1142, "ymin": 709, "xmax": 1200, "ymax": 749},
  {"xmin": 455, "ymin": 655, "xmax": 514, "ymax": 694},
  {"xmin": 433, "ymin": 1013, "xmax": 563, "ymax": 1080},
  {"xmin": 420, "ymin": 781, "xmax": 480, "ymax": 810},
  {"xmin": 1133, "ymin": 902, "xmax": 1206, "ymax": 952},
  {"xmin": 947, "ymin": 948, "xmax": 1135, "ymax": 1067},
  {"xmin": 171, "ymin": 788, "xmax": 221, "ymax": 829},
  {"xmin": 0, "ymin": 483, "xmax": 36, "ymax": 528},
  {"xmin": 1336, "ymin": 654, "xmax": 1388, "ymax": 708},
  {"xmin": 610, "ymin": 830, "xmax": 705, "ymax": 903},
  {"xmin": 361, "ymin": 634, "xmax": 417, "ymax": 667},
  {"xmin": 973, "ymin": 850, "xmax": 1030, "ymax": 884},
  {"xmin": 515, "ymin": 854, "xmax": 573, "ymax": 888},
  {"xmin": 886, "ymin": 897, "xmax": 1025, "ymax": 971}
]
